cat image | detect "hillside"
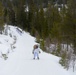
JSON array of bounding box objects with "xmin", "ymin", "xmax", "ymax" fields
[{"xmin": 0, "ymin": 25, "xmax": 75, "ymax": 75}]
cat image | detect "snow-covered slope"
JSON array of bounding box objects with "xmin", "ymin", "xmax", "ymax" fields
[{"xmin": 0, "ymin": 25, "xmax": 76, "ymax": 75}]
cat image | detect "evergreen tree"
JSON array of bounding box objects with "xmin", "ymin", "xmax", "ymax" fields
[
  {"xmin": 4, "ymin": 0, "xmax": 16, "ymax": 25},
  {"xmin": 0, "ymin": 1, "xmax": 4, "ymax": 32},
  {"xmin": 28, "ymin": 0, "xmax": 37, "ymax": 33},
  {"xmin": 47, "ymin": 3, "xmax": 61, "ymax": 43},
  {"xmin": 68, "ymin": 0, "xmax": 76, "ymax": 54},
  {"xmin": 62, "ymin": 0, "xmax": 76, "ymax": 54},
  {"xmin": 38, "ymin": 6, "xmax": 46, "ymax": 38},
  {"xmin": 46, "ymin": 3, "xmax": 53, "ymax": 36},
  {"xmin": 13, "ymin": 0, "xmax": 26, "ymax": 28}
]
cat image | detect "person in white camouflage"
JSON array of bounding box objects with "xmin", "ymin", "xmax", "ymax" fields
[{"xmin": 32, "ymin": 45, "xmax": 40, "ymax": 59}]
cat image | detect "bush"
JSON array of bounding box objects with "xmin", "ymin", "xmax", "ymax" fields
[
  {"xmin": 40, "ymin": 39, "xmax": 46, "ymax": 51},
  {"xmin": 2, "ymin": 54, "xmax": 8, "ymax": 60},
  {"xmin": 59, "ymin": 51, "xmax": 67, "ymax": 67},
  {"xmin": 59, "ymin": 58, "xmax": 65, "ymax": 66}
]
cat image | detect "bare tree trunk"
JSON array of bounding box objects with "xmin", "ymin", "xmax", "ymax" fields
[{"xmin": 72, "ymin": 54, "xmax": 76, "ymax": 72}]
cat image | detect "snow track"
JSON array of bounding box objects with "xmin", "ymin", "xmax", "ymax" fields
[{"xmin": 0, "ymin": 26, "xmax": 75, "ymax": 75}]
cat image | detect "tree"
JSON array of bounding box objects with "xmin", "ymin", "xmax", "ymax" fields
[
  {"xmin": 28, "ymin": 0, "xmax": 37, "ymax": 33},
  {"xmin": 0, "ymin": 1, "xmax": 4, "ymax": 33},
  {"xmin": 10, "ymin": 0, "xmax": 27, "ymax": 29},
  {"xmin": 38, "ymin": 6, "xmax": 47, "ymax": 38},
  {"xmin": 63, "ymin": 0, "xmax": 76, "ymax": 54}
]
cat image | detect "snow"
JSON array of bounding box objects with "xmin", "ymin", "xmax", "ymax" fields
[{"xmin": 0, "ymin": 25, "xmax": 76, "ymax": 75}]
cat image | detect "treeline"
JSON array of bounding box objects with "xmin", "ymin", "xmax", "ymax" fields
[{"xmin": 0, "ymin": 0, "xmax": 76, "ymax": 53}]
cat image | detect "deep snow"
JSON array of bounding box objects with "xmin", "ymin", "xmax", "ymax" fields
[{"xmin": 0, "ymin": 25, "xmax": 76, "ymax": 75}]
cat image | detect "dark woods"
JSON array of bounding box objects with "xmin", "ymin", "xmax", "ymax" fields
[{"xmin": 0, "ymin": 0, "xmax": 76, "ymax": 55}]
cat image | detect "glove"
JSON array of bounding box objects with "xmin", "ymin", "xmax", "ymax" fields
[{"xmin": 39, "ymin": 51, "xmax": 41, "ymax": 53}]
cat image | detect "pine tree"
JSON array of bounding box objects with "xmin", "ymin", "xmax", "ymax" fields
[
  {"xmin": 13, "ymin": 0, "xmax": 26, "ymax": 28},
  {"xmin": 46, "ymin": 2, "xmax": 53, "ymax": 33},
  {"xmin": 28, "ymin": 0, "xmax": 37, "ymax": 34},
  {"xmin": 3, "ymin": 0, "xmax": 16, "ymax": 25},
  {"xmin": 63, "ymin": 0, "xmax": 76, "ymax": 54},
  {"xmin": 47, "ymin": 3, "xmax": 61, "ymax": 43},
  {"xmin": 0, "ymin": 1, "xmax": 4, "ymax": 32},
  {"xmin": 38, "ymin": 6, "xmax": 46, "ymax": 38}
]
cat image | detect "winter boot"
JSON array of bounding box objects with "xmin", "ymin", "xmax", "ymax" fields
[{"xmin": 37, "ymin": 57, "xmax": 39, "ymax": 60}]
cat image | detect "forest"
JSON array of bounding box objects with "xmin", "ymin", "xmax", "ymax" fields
[{"xmin": 0, "ymin": 0, "xmax": 76, "ymax": 70}]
